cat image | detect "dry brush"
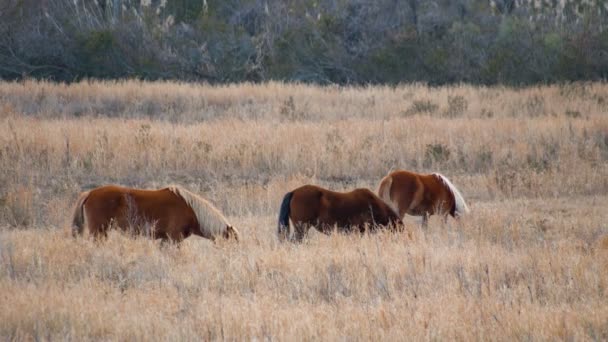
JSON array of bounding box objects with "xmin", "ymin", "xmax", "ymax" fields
[{"xmin": 0, "ymin": 80, "xmax": 607, "ymax": 340}]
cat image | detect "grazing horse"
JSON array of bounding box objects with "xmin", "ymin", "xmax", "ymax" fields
[
  {"xmin": 377, "ymin": 170, "xmax": 469, "ymax": 226},
  {"xmin": 71, "ymin": 185, "xmax": 239, "ymax": 243},
  {"xmin": 277, "ymin": 184, "xmax": 403, "ymax": 242}
]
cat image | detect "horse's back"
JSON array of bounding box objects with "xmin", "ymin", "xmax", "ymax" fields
[
  {"xmin": 289, "ymin": 185, "xmax": 324, "ymax": 221},
  {"xmin": 325, "ymin": 187, "xmax": 395, "ymax": 225},
  {"xmin": 286, "ymin": 183, "xmax": 403, "ymax": 236},
  {"xmin": 352, "ymin": 188, "xmax": 401, "ymax": 225},
  {"xmin": 124, "ymin": 187, "xmax": 188, "ymax": 213},
  {"xmin": 291, "ymin": 185, "xmax": 325, "ymax": 205},
  {"xmin": 350, "ymin": 188, "xmax": 382, "ymax": 205},
  {"xmin": 289, "ymin": 185, "xmax": 370, "ymax": 224},
  {"xmin": 85, "ymin": 185, "xmax": 129, "ymax": 213},
  {"xmin": 86, "ymin": 185, "xmax": 180, "ymax": 211},
  {"xmin": 83, "ymin": 185, "xmax": 196, "ymax": 236},
  {"xmin": 388, "ymin": 170, "xmax": 423, "ymax": 189}
]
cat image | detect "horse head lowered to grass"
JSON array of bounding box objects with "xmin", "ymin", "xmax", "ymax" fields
[
  {"xmin": 71, "ymin": 185, "xmax": 239, "ymax": 243},
  {"xmin": 277, "ymin": 184, "xmax": 404, "ymax": 242}
]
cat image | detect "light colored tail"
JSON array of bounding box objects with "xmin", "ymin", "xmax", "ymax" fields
[
  {"xmin": 433, "ymin": 173, "xmax": 469, "ymax": 216},
  {"xmin": 71, "ymin": 191, "xmax": 90, "ymax": 237},
  {"xmin": 377, "ymin": 175, "xmax": 399, "ymax": 217}
]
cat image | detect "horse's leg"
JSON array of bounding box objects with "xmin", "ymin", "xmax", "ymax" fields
[
  {"xmin": 100, "ymin": 216, "xmax": 121, "ymax": 240},
  {"xmin": 89, "ymin": 219, "xmax": 108, "ymax": 241},
  {"xmin": 158, "ymin": 231, "xmax": 182, "ymax": 248},
  {"xmin": 293, "ymin": 223, "xmax": 309, "ymax": 243},
  {"xmin": 451, "ymin": 213, "xmax": 465, "ymax": 231},
  {"xmin": 159, "ymin": 238, "xmax": 171, "ymax": 249},
  {"xmin": 165, "ymin": 228, "xmax": 187, "ymax": 246},
  {"xmin": 434, "ymin": 200, "xmax": 450, "ymax": 229},
  {"xmin": 92, "ymin": 227, "xmax": 108, "ymax": 242},
  {"xmin": 421, "ymin": 213, "xmax": 429, "ymax": 229},
  {"xmin": 442, "ymin": 213, "xmax": 449, "ymax": 228},
  {"xmin": 359, "ymin": 223, "xmax": 367, "ymax": 235}
]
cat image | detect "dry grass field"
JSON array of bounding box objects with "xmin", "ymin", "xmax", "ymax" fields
[{"xmin": 0, "ymin": 80, "xmax": 607, "ymax": 340}]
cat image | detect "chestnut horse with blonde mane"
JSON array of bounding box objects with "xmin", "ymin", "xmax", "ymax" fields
[
  {"xmin": 278, "ymin": 184, "xmax": 403, "ymax": 242},
  {"xmin": 377, "ymin": 170, "xmax": 469, "ymax": 226},
  {"xmin": 71, "ymin": 185, "xmax": 239, "ymax": 242}
]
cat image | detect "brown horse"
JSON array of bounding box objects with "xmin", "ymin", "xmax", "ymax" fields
[
  {"xmin": 377, "ymin": 170, "xmax": 469, "ymax": 226},
  {"xmin": 277, "ymin": 184, "xmax": 403, "ymax": 242},
  {"xmin": 71, "ymin": 185, "xmax": 239, "ymax": 243}
]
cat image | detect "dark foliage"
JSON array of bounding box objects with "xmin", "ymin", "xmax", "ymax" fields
[{"xmin": 0, "ymin": 0, "xmax": 606, "ymax": 84}]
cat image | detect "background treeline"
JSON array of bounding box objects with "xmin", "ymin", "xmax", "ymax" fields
[{"xmin": 1, "ymin": 0, "xmax": 607, "ymax": 85}]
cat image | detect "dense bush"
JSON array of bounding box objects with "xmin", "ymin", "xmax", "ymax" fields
[{"xmin": 0, "ymin": 0, "xmax": 606, "ymax": 85}]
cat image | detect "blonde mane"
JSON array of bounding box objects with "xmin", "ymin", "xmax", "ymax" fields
[
  {"xmin": 432, "ymin": 173, "xmax": 470, "ymax": 216},
  {"xmin": 168, "ymin": 185, "xmax": 231, "ymax": 237}
]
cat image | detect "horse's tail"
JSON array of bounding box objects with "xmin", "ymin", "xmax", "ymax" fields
[
  {"xmin": 433, "ymin": 173, "xmax": 470, "ymax": 217},
  {"xmin": 71, "ymin": 191, "xmax": 90, "ymax": 237},
  {"xmin": 277, "ymin": 191, "xmax": 294, "ymax": 242}
]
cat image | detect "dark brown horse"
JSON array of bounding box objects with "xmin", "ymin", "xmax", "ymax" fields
[
  {"xmin": 277, "ymin": 184, "xmax": 403, "ymax": 242},
  {"xmin": 71, "ymin": 185, "xmax": 239, "ymax": 243},
  {"xmin": 377, "ymin": 170, "xmax": 469, "ymax": 226}
]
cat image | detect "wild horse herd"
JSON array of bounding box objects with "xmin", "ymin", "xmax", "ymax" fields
[{"xmin": 71, "ymin": 170, "xmax": 469, "ymax": 243}]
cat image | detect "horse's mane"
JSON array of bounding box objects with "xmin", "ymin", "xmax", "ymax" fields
[
  {"xmin": 432, "ymin": 173, "xmax": 470, "ymax": 215},
  {"xmin": 168, "ymin": 185, "xmax": 231, "ymax": 236}
]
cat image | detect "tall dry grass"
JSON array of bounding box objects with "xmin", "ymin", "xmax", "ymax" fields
[{"xmin": 0, "ymin": 80, "xmax": 607, "ymax": 340}]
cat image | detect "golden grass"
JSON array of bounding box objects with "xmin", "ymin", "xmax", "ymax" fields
[{"xmin": 0, "ymin": 80, "xmax": 607, "ymax": 340}]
